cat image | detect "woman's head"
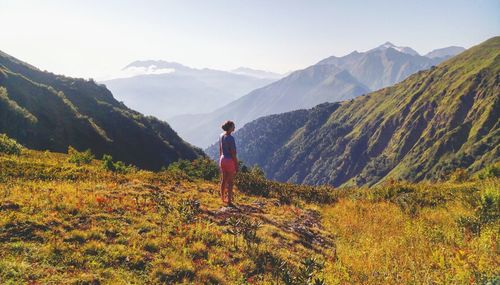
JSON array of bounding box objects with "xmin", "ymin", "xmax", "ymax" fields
[{"xmin": 221, "ymin": 120, "xmax": 235, "ymax": 132}]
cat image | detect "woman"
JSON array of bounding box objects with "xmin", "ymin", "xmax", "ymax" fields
[{"xmin": 219, "ymin": 120, "xmax": 238, "ymax": 207}]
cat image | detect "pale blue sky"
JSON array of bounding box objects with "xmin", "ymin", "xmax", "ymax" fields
[{"xmin": 1, "ymin": 0, "xmax": 499, "ymax": 79}]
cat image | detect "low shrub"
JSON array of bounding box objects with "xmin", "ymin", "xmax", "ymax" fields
[
  {"xmin": 101, "ymin": 154, "xmax": 134, "ymax": 174},
  {"xmin": 449, "ymin": 168, "xmax": 469, "ymax": 182},
  {"xmin": 67, "ymin": 146, "xmax": 94, "ymax": 165},
  {"xmin": 0, "ymin": 134, "xmax": 23, "ymax": 155},
  {"xmin": 167, "ymin": 157, "xmax": 219, "ymax": 181},
  {"xmin": 176, "ymin": 198, "xmax": 201, "ymax": 223},
  {"xmin": 235, "ymin": 167, "xmax": 338, "ymax": 204},
  {"xmin": 477, "ymin": 163, "xmax": 500, "ymax": 180},
  {"xmin": 477, "ymin": 187, "xmax": 499, "ymax": 225}
]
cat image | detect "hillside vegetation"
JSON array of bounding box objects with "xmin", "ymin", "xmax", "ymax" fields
[
  {"xmin": 208, "ymin": 37, "xmax": 500, "ymax": 187},
  {"xmin": 0, "ymin": 50, "xmax": 203, "ymax": 170},
  {"xmin": 0, "ymin": 136, "xmax": 498, "ymax": 284}
]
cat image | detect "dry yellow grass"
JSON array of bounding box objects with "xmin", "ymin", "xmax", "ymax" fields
[{"xmin": 0, "ymin": 149, "xmax": 498, "ymax": 284}]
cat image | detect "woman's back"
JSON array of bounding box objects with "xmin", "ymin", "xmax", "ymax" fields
[{"xmin": 220, "ymin": 133, "xmax": 236, "ymax": 159}]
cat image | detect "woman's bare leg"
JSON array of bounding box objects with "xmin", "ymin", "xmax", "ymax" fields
[
  {"xmin": 226, "ymin": 172, "xmax": 235, "ymax": 205},
  {"xmin": 220, "ymin": 172, "xmax": 228, "ymax": 203}
]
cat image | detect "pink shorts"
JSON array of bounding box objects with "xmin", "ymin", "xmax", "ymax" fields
[{"xmin": 219, "ymin": 157, "xmax": 236, "ymax": 174}]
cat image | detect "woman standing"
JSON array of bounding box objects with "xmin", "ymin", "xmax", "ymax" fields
[{"xmin": 219, "ymin": 120, "xmax": 238, "ymax": 207}]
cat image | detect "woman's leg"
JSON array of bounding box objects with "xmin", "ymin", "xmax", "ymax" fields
[
  {"xmin": 226, "ymin": 172, "xmax": 235, "ymax": 205},
  {"xmin": 220, "ymin": 171, "xmax": 228, "ymax": 203}
]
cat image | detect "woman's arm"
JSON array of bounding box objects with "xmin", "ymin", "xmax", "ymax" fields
[
  {"xmin": 219, "ymin": 138, "xmax": 222, "ymax": 157},
  {"xmin": 229, "ymin": 136, "xmax": 238, "ymax": 172}
]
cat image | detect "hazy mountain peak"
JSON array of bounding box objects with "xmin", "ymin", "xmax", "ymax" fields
[
  {"xmin": 372, "ymin": 41, "xmax": 420, "ymax": 56},
  {"xmin": 125, "ymin": 60, "xmax": 189, "ymax": 70},
  {"xmin": 424, "ymin": 46, "xmax": 466, "ymax": 59},
  {"xmin": 380, "ymin": 41, "xmax": 396, "ymax": 47}
]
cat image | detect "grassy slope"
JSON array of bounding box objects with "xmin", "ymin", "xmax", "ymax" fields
[{"xmin": 0, "ymin": 148, "xmax": 498, "ymax": 284}]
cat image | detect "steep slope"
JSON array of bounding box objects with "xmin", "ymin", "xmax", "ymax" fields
[
  {"xmin": 101, "ymin": 61, "xmax": 276, "ymax": 119},
  {"xmin": 0, "ymin": 50, "xmax": 203, "ymax": 170},
  {"xmin": 171, "ymin": 43, "xmax": 461, "ymax": 148},
  {"xmin": 207, "ymin": 37, "xmax": 500, "ymax": 187}
]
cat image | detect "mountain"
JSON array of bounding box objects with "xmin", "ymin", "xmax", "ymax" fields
[
  {"xmin": 0, "ymin": 50, "xmax": 204, "ymax": 170},
  {"xmin": 370, "ymin": 41, "xmax": 420, "ymax": 56},
  {"xmin": 206, "ymin": 37, "xmax": 500, "ymax": 187},
  {"xmin": 171, "ymin": 42, "xmax": 461, "ymax": 148},
  {"xmin": 171, "ymin": 64, "xmax": 370, "ymax": 147},
  {"xmin": 230, "ymin": 67, "xmax": 284, "ymax": 79},
  {"xmin": 315, "ymin": 43, "xmax": 459, "ymax": 90},
  {"xmin": 101, "ymin": 61, "xmax": 277, "ymax": 119},
  {"xmin": 425, "ymin": 46, "xmax": 466, "ymax": 59}
]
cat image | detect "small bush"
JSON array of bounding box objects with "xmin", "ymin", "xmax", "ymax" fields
[
  {"xmin": 477, "ymin": 163, "xmax": 500, "ymax": 180},
  {"xmin": 235, "ymin": 168, "xmax": 338, "ymax": 204},
  {"xmin": 477, "ymin": 188, "xmax": 499, "ymax": 225},
  {"xmin": 176, "ymin": 198, "xmax": 201, "ymax": 223},
  {"xmin": 67, "ymin": 146, "xmax": 94, "ymax": 165},
  {"xmin": 101, "ymin": 154, "xmax": 134, "ymax": 174},
  {"xmin": 102, "ymin": 154, "xmax": 114, "ymax": 171},
  {"xmin": 456, "ymin": 216, "xmax": 482, "ymax": 237},
  {"xmin": 449, "ymin": 168, "xmax": 469, "ymax": 182},
  {"xmin": 0, "ymin": 134, "xmax": 23, "ymax": 155},
  {"xmin": 456, "ymin": 185, "xmax": 498, "ymax": 238},
  {"xmin": 167, "ymin": 157, "xmax": 219, "ymax": 181},
  {"xmin": 143, "ymin": 241, "xmax": 160, "ymax": 253}
]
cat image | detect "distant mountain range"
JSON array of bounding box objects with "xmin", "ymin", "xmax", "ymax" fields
[
  {"xmin": 315, "ymin": 42, "xmax": 465, "ymax": 90},
  {"xmin": 172, "ymin": 42, "xmax": 465, "ymax": 147},
  {"xmin": 206, "ymin": 37, "xmax": 499, "ymax": 187},
  {"xmin": 0, "ymin": 51, "xmax": 203, "ymax": 170},
  {"xmin": 101, "ymin": 61, "xmax": 281, "ymax": 119},
  {"xmin": 230, "ymin": 67, "xmax": 284, "ymax": 79}
]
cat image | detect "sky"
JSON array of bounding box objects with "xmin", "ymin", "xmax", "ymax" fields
[{"xmin": 1, "ymin": 0, "xmax": 499, "ymax": 79}]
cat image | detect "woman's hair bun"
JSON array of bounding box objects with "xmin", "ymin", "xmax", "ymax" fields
[{"xmin": 221, "ymin": 120, "xmax": 235, "ymax": 131}]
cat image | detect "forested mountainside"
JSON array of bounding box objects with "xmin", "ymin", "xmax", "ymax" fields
[
  {"xmin": 207, "ymin": 37, "xmax": 499, "ymax": 187},
  {"xmin": 0, "ymin": 51, "xmax": 203, "ymax": 170},
  {"xmin": 172, "ymin": 42, "xmax": 463, "ymax": 148}
]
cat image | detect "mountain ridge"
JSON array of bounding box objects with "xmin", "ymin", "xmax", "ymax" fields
[
  {"xmin": 172, "ymin": 42, "xmax": 464, "ymax": 147},
  {"xmin": 206, "ymin": 36, "xmax": 499, "ymax": 187}
]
